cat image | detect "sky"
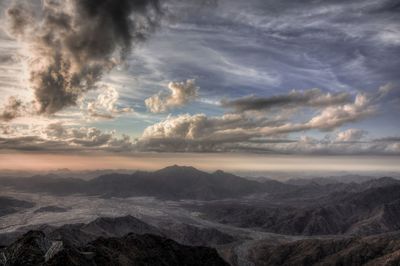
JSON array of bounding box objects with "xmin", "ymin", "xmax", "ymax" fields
[{"xmin": 0, "ymin": 0, "xmax": 399, "ymax": 171}]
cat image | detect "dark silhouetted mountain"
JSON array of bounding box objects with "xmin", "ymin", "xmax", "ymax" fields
[
  {"xmin": 0, "ymin": 175, "xmax": 86, "ymax": 195},
  {"xmin": 249, "ymin": 231, "xmax": 400, "ymax": 266},
  {"xmin": 0, "ymin": 230, "xmax": 229, "ymax": 266},
  {"xmin": 0, "ymin": 165, "xmax": 296, "ymax": 200},
  {"xmin": 270, "ymin": 177, "xmax": 400, "ymax": 204},
  {"xmin": 0, "ymin": 196, "xmax": 34, "ymax": 217},
  {"xmin": 198, "ymin": 184, "xmax": 400, "ymax": 236},
  {"xmin": 285, "ymin": 174, "xmax": 380, "ymax": 186},
  {"xmin": 3, "ymin": 167, "xmax": 398, "ymax": 202},
  {"xmin": 357, "ymin": 176, "xmax": 400, "ymax": 190},
  {"xmin": 86, "ymin": 165, "xmax": 282, "ymax": 200}
]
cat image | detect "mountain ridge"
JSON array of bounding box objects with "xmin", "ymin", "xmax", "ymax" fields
[
  {"xmin": 0, "ymin": 230, "xmax": 230, "ymax": 266},
  {"xmin": 0, "ymin": 165, "xmax": 295, "ymax": 200}
]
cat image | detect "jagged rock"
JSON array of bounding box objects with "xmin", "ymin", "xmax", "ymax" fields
[
  {"xmin": 1, "ymin": 230, "xmax": 229, "ymax": 266},
  {"xmin": 249, "ymin": 231, "xmax": 400, "ymax": 266}
]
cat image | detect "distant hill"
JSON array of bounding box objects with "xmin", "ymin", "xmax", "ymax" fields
[
  {"xmin": 285, "ymin": 174, "xmax": 380, "ymax": 185},
  {"xmin": 270, "ymin": 176, "xmax": 400, "ymax": 203},
  {"xmin": 86, "ymin": 165, "xmax": 296, "ymax": 200},
  {"xmin": 249, "ymin": 231, "xmax": 400, "ymax": 266},
  {"xmin": 2, "ymin": 166, "xmax": 399, "ymax": 202},
  {"xmin": 0, "ymin": 165, "xmax": 295, "ymax": 200},
  {"xmin": 197, "ymin": 181, "xmax": 400, "ymax": 236},
  {"xmin": 0, "ymin": 196, "xmax": 34, "ymax": 217}
]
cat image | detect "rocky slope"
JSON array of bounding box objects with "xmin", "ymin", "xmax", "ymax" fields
[
  {"xmin": 0, "ymin": 230, "xmax": 229, "ymax": 266},
  {"xmin": 0, "ymin": 215, "xmax": 236, "ymax": 248},
  {"xmin": 47, "ymin": 216, "xmax": 163, "ymax": 247},
  {"xmin": 249, "ymin": 231, "xmax": 400, "ymax": 266},
  {"xmin": 197, "ymin": 184, "xmax": 400, "ymax": 236}
]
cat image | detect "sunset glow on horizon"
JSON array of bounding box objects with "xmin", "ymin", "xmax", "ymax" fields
[{"xmin": 0, "ymin": 153, "xmax": 399, "ymax": 175}]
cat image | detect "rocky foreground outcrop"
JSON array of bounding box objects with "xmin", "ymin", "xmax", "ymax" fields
[{"xmin": 0, "ymin": 230, "xmax": 229, "ymax": 266}]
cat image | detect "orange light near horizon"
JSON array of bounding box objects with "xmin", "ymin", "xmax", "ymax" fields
[{"xmin": 0, "ymin": 153, "xmax": 399, "ymax": 174}]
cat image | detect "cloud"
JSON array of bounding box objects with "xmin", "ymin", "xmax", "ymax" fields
[
  {"xmin": 136, "ymin": 110, "xmax": 400, "ymax": 154},
  {"xmin": 233, "ymin": 137, "xmax": 400, "ymax": 155},
  {"xmin": 0, "ymin": 85, "xmax": 387, "ymax": 154},
  {"xmin": 137, "ymin": 87, "xmax": 383, "ymax": 152},
  {"xmin": 374, "ymin": 137, "xmax": 400, "ymax": 143},
  {"xmin": 0, "ymin": 104, "xmax": 397, "ymax": 155},
  {"xmin": 85, "ymin": 85, "xmax": 133, "ymax": 120},
  {"xmin": 145, "ymin": 79, "xmax": 199, "ymax": 113},
  {"xmin": 2, "ymin": 126, "xmax": 398, "ymax": 155},
  {"xmin": 44, "ymin": 123, "xmax": 131, "ymax": 149},
  {"xmin": 0, "ymin": 122, "xmax": 135, "ymax": 152},
  {"xmin": 138, "ymin": 112, "xmax": 272, "ymax": 151},
  {"xmin": 0, "ymin": 96, "xmax": 25, "ymax": 121},
  {"xmin": 378, "ymin": 82, "xmax": 395, "ymax": 97},
  {"xmin": 306, "ymin": 93, "xmax": 375, "ymax": 130},
  {"xmin": 5, "ymin": 0, "xmax": 162, "ymax": 115},
  {"xmin": 221, "ymin": 89, "xmax": 351, "ymax": 112},
  {"xmin": 336, "ymin": 129, "xmax": 367, "ymax": 142}
]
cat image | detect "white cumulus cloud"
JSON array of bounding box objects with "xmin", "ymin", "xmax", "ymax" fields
[{"xmin": 145, "ymin": 79, "xmax": 199, "ymax": 113}]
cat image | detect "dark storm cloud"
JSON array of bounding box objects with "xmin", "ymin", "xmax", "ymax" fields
[
  {"xmin": 6, "ymin": 0, "xmax": 162, "ymax": 114},
  {"xmin": 221, "ymin": 89, "xmax": 351, "ymax": 112}
]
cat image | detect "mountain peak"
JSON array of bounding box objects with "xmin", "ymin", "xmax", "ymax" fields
[
  {"xmin": 214, "ymin": 170, "xmax": 225, "ymax": 175},
  {"xmin": 157, "ymin": 165, "xmax": 201, "ymax": 173}
]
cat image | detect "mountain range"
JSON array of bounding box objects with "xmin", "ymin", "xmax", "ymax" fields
[
  {"xmin": 0, "ymin": 165, "xmax": 295, "ymax": 200},
  {"xmin": 195, "ymin": 181, "xmax": 400, "ymax": 236},
  {"xmin": 4, "ymin": 165, "xmax": 398, "ymax": 201},
  {"xmin": 2, "ymin": 165, "xmax": 400, "ymax": 265}
]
